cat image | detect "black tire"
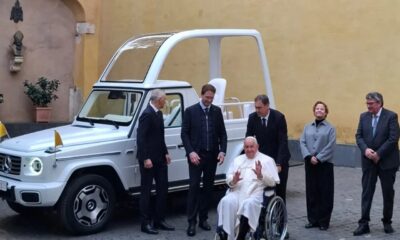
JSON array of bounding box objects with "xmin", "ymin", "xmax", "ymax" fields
[
  {"xmin": 57, "ymin": 174, "xmax": 115, "ymax": 235},
  {"xmin": 6, "ymin": 200, "xmax": 43, "ymax": 215},
  {"xmin": 265, "ymin": 196, "xmax": 287, "ymax": 240}
]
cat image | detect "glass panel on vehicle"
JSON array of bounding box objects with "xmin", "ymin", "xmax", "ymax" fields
[
  {"xmin": 158, "ymin": 38, "xmax": 208, "ymax": 90},
  {"xmin": 77, "ymin": 90, "xmax": 142, "ymax": 125},
  {"xmin": 162, "ymin": 94, "xmax": 183, "ymax": 128},
  {"xmin": 103, "ymin": 33, "xmax": 174, "ymax": 82},
  {"xmin": 221, "ymin": 36, "xmax": 264, "ymax": 102}
]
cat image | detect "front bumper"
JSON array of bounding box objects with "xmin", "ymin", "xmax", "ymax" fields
[
  {"xmin": 0, "ymin": 186, "xmax": 16, "ymax": 201},
  {"xmin": 0, "ymin": 177, "xmax": 65, "ymax": 207}
]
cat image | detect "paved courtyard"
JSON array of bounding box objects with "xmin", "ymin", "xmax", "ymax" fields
[{"xmin": 0, "ymin": 164, "xmax": 400, "ymax": 239}]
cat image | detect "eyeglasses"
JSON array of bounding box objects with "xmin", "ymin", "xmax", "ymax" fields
[{"xmin": 366, "ymin": 101, "xmax": 379, "ymax": 106}]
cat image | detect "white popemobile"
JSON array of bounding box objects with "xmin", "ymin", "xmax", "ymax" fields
[{"xmin": 0, "ymin": 29, "xmax": 276, "ymax": 235}]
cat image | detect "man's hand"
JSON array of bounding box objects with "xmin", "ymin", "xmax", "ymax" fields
[
  {"xmin": 217, "ymin": 152, "xmax": 225, "ymax": 165},
  {"xmin": 310, "ymin": 156, "xmax": 319, "ymax": 165},
  {"xmin": 144, "ymin": 159, "xmax": 153, "ymax": 169},
  {"xmin": 189, "ymin": 152, "xmax": 200, "ymax": 165},
  {"xmin": 370, "ymin": 151, "xmax": 380, "ymax": 164},
  {"xmin": 252, "ymin": 160, "xmax": 263, "ymax": 179},
  {"xmin": 231, "ymin": 170, "xmax": 242, "ymax": 185},
  {"xmin": 276, "ymin": 165, "xmax": 282, "ymax": 173},
  {"xmin": 165, "ymin": 154, "xmax": 171, "ymax": 165},
  {"xmin": 365, "ymin": 148, "xmax": 375, "ymax": 160}
]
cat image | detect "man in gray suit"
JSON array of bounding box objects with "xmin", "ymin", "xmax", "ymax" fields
[{"xmin": 353, "ymin": 92, "xmax": 400, "ymax": 236}]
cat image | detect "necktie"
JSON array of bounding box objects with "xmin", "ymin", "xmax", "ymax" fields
[
  {"xmin": 372, "ymin": 115, "xmax": 378, "ymax": 136},
  {"xmin": 262, "ymin": 117, "xmax": 266, "ymax": 127},
  {"xmin": 204, "ymin": 108, "xmax": 209, "ymax": 150}
]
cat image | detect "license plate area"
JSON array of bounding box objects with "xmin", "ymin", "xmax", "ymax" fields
[{"xmin": 0, "ymin": 180, "xmax": 8, "ymax": 192}]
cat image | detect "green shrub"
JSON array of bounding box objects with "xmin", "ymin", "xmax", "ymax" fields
[{"xmin": 23, "ymin": 77, "xmax": 60, "ymax": 107}]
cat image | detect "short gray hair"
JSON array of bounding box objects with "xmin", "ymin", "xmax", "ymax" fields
[
  {"xmin": 366, "ymin": 92, "xmax": 384, "ymax": 106},
  {"xmin": 150, "ymin": 89, "xmax": 166, "ymax": 102},
  {"xmin": 244, "ymin": 136, "xmax": 258, "ymax": 145}
]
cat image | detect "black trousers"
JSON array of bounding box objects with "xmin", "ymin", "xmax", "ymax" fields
[
  {"xmin": 305, "ymin": 160, "xmax": 334, "ymax": 227},
  {"xmin": 276, "ymin": 164, "xmax": 289, "ymax": 203},
  {"xmin": 359, "ymin": 166, "xmax": 397, "ymax": 225},
  {"xmin": 187, "ymin": 150, "xmax": 218, "ymax": 224},
  {"xmin": 139, "ymin": 161, "xmax": 168, "ymax": 225}
]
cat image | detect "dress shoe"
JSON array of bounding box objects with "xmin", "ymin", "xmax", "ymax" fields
[
  {"xmin": 319, "ymin": 226, "xmax": 328, "ymax": 231},
  {"xmin": 305, "ymin": 223, "xmax": 319, "ymax": 229},
  {"xmin": 219, "ymin": 232, "xmax": 228, "ymax": 240},
  {"xmin": 384, "ymin": 223, "xmax": 394, "ymax": 234},
  {"xmin": 154, "ymin": 220, "xmax": 175, "ymax": 231},
  {"xmin": 187, "ymin": 223, "xmax": 196, "ymax": 237},
  {"xmin": 217, "ymin": 226, "xmax": 228, "ymax": 240},
  {"xmin": 353, "ymin": 224, "xmax": 370, "ymax": 236},
  {"xmin": 141, "ymin": 224, "xmax": 158, "ymax": 234},
  {"xmin": 199, "ymin": 220, "xmax": 211, "ymax": 231}
]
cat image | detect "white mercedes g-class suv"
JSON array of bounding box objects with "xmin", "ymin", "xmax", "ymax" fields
[{"xmin": 0, "ymin": 29, "xmax": 275, "ymax": 235}]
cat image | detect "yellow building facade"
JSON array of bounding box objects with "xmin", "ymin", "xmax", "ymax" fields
[{"xmin": 67, "ymin": 0, "xmax": 400, "ymax": 143}]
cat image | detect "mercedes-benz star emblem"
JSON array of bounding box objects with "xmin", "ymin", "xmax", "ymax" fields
[{"xmin": 3, "ymin": 156, "xmax": 11, "ymax": 173}]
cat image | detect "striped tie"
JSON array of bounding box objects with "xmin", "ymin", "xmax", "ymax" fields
[{"xmin": 372, "ymin": 115, "xmax": 378, "ymax": 136}]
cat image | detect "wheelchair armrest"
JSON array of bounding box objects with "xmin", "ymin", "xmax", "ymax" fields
[
  {"xmin": 264, "ymin": 186, "xmax": 276, "ymax": 192},
  {"xmin": 263, "ymin": 186, "xmax": 276, "ymax": 197}
]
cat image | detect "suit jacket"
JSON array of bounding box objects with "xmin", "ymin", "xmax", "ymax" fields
[
  {"xmin": 356, "ymin": 108, "xmax": 400, "ymax": 170},
  {"xmin": 246, "ymin": 108, "xmax": 291, "ymax": 166},
  {"xmin": 137, "ymin": 105, "xmax": 168, "ymax": 164},
  {"xmin": 181, "ymin": 103, "xmax": 227, "ymax": 155}
]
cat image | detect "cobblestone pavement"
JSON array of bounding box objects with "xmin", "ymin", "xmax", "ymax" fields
[
  {"xmin": 284, "ymin": 165, "xmax": 400, "ymax": 240},
  {"xmin": 1, "ymin": 165, "xmax": 400, "ymax": 239}
]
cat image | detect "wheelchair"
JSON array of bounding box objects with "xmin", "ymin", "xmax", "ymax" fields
[{"xmin": 215, "ymin": 186, "xmax": 288, "ymax": 240}]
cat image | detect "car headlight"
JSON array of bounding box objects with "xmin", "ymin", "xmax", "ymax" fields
[{"xmin": 29, "ymin": 157, "xmax": 43, "ymax": 175}]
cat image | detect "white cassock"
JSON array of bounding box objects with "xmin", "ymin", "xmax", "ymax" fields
[{"xmin": 217, "ymin": 151, "xmax": 280, "ymax": 240}]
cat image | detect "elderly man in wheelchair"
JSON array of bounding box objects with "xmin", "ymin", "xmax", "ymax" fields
[{"xmin": 216, "ymin": 136, "xmax": 287, "ymax": 240}]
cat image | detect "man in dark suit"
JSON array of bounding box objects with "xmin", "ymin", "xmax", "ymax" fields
[
  {"xmin": 246, "ymin": 94, "xmax": 291, "ymax": 202},
  {"xmin": 245, "ymin": 94, "xmax": 291, "ymax": 239},
  {"xmin": 137, "ymin": 89, "xmax": 174, "ymax": 235},
  {"xmin": 181, "ymin": 84, "xmax": 227, "ymax": 237},
  {"xmin": 353, "ymin": 92, "xmax": 399, "ymax": 236}
]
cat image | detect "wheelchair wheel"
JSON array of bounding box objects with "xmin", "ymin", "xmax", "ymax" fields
[{"xmin": 264, "ymin": 196, "xmax": 287, "ymax": 240}]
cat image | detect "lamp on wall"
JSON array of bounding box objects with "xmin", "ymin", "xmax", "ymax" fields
[{"xmin": 10, "ymin": 0, "xmax": 23, "ymax": 23}]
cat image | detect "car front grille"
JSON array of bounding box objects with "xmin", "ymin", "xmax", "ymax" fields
[{"xmin": 0, "ymin": 154, "xmax": 21, "ymax": 175}]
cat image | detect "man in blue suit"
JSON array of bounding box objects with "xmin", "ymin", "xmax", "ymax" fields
[
  {"xmin": 137, "ymin": 89, "xmax": 174, "ymax": 234},
  {"xmin": 354, "ymin": 92, "xmax": 400, "ymax": 236},
  {"xmin": 181, "ymin": 84, "xmax": 227, "ymax": 237}
]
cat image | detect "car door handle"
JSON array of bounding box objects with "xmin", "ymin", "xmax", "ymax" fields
[{"xmin": 178, "ymin": 144, "xmax": 184, "ymax": 149}]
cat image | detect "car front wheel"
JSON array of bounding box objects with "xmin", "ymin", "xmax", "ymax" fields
[{"xmin": 57, "ymin": 174, "xmax": 115, "ymax": 235}]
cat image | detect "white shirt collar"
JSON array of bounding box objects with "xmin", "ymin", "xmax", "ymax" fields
[
  {"xmin": 149, "ymin": 102, "xmax": 158, "ymax": 113},
  {"xmin": 374, "ymin": 107, "xmax": 382, "ymax": 118},
  {"xmin": 199, "ymin": 101, "xmax": 209, "ymax": 110},
  {"xmin": 260, "ymin": 111, "xmax": 270, "ymax": 121}
]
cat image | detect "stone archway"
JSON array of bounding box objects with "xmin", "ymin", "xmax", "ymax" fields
[
  {"xmin": 56, "ymin": 0, "xmax": 102, "ymax": 120},
  {"xmin": 0, "ymin": 0, "xmax": 101, "ymax": 122},
  {"xmin": 63, "ymin": 0, "xmax": 102, "ymax": 99}
]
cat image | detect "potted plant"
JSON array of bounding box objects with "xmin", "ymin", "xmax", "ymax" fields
[{"xmin": 23, "ymin": 77, "xmax": 60, "ymax": 123}]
